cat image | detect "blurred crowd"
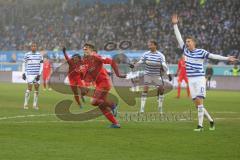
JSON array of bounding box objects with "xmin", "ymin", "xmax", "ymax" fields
[{"xmin": 0, "ymin": 0, "xmax": 239, "ymax": 64}]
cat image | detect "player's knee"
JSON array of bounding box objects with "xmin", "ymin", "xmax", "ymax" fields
[
  {"xmin": 193, "ymin": 97, "xmax": 203, "ymax": 106},
  {"xmin": 143, "ymin": 88, "xmax": 148, "ymax": 93},
  {"xmin": 158, "ymin": 86, "xmax": 164, "ymax": 94},
  {"xmin": 92, "ymin": 98, "xmax": 106, "ymax": 107},
  {"xmin": 34, "ymin": 87, "xmax": 39, "ymax": 91},
  {"xmin": 158, "ymin": 91, "xmax": 164, "ymax": 95},
  {"xmin": 143, "ymin": 90, "xmax": 148, "ymax": 94},
  {"xmin": 80, "ymin": 87, "xmax": 89, "ymax": 96},
  {"xmin": 91, "ymin": 99, "xmax": 101, "ymax": 106}
]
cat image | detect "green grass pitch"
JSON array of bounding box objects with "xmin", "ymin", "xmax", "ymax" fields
[{"xmin": 0, "ymin": 83, "xmax": 240, "ymax": 160}]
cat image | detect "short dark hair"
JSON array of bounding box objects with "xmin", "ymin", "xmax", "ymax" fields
[
  {"xmin": 149, "ymin": 40, "xmax": 158, "ymax": 48},
  {"xmin": 185, "ymin": 36, "xmax": 197, "ymax": 44},
  {"xmin": 83, "ymin": 43, "xmax": 95, "ymax": 50},
  {"xmin": 31, "ymin": 42, "xmax": 37, "ymax": 45},
  {"xmin": 72, "ymin": 54, "xmax": 81, "ymax": 59},
  {"xmin": 93, "ymin": 48, "xmax": 98, "ymax": 52}
]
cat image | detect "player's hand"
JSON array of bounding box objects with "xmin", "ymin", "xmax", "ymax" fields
[
  {"xmin": 160, "ymin": 67, "xmax": 165, "ymax": 73},
  {"xmin": 118, "ymin": 75, "xmax": 126, "ymax": 78},
  {"xmin": 35, "ymin": 75, "xmax": 40, "ymax": 81},
  {"xmin": 22, "ymin": 73, "xmax": 26, "ymax": 80},
  {"xmin": 172, "ymin": 14, "xmax": 179, "ymax": 24},
  {"xmin": 62, "ymin": 47, "xmax": 66, "ymax": 54},
  {"xmin": 108, "ymin": 72, "xmax": 113, "ymax": 76},
  {"xmin": 129, "ymin": 63, "xmax": 134, "ymax": 68},
  {"xmin": 80, "ymin": 87, "xmax": 89, "ymax": 96},
  {"xmin": 168, "ymin": 74, "xmax": 173, "ymax": 81},
  {"xmin": 227, "ymin": 56, "xmax": 238, "ymax": 63}
]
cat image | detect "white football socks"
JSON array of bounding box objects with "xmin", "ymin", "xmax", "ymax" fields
[
  {"xmin": 135, "ymin": 86, "xmax": 140, "ymax": 92},
  {"xmin": 197, "ymin": 105, "xmax": 204, "ymax": 127},
  {"xmin": 158, "ymin": 95, "xmax": 164, "ymax": 113},
  {"xmin": 140, "ymin": 92, "xmax": 147, "ymax": 113},
  {"xmin": 204, "ymin": 108, "xmax": 213, "ymax": 122},
  {"xmin": 33, "ymin": 91, "xmax": 39, "ymax": 109},
  {"xmin": 24, "ymin": 89, "xmax": 31, "ymax": 108}
]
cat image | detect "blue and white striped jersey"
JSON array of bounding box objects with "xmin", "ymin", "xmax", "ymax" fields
[
  {"xmin": 183, "ymin": 45, "xmax": 209, "ymax": 77},
  {"xmin": 140, "ymin": 50, "xmax": 168, "ymax": 76},
  {"xmin": 23, "ymin": 51, "xmax": 43, "ymax": 76}
]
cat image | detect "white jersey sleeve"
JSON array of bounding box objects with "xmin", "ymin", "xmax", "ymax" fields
[
  {"xmin": 137, "ymin": 52, "xmax": 147, "ymax": 64},
  {"xmin": 39, "ymin": 55, "xmax": 43, "ymax": 75},
  {"xmin": 160, "ymin": 54, "xmax": 169, "ymax": 74},
  {"xmin": 173, "ymin": 24, "xmax": 184, "ymax": 49},
  {"xmin": 208, "ymin": 53, "xmax": 228, "ymax": 61}
]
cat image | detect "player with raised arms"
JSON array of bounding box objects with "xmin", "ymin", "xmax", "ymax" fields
[
  {"xmin": 172, "ymin": 14, "xmax": 237, "ymax": 131},
  {"xmin": 63, "ymin": 48, "xmax": 85, "ymax": 108},
  {"xmin": 22, "ymin": 42, "xmax": 43, "ymax": 110},
  {"xmin": 135, "ymin": 40, "xmax": 172, "ymax": 113}
]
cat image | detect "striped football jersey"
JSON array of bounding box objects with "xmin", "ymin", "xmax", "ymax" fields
[
  {"xmin": 140, "ymin": 50, "xmax": 168, "ymax": 76},
  {"xmin": 23, "ymin": 51, "xmax": 43, "ymax": 75},
  {"xmin": 183, "ymin": 45, "xmax": 209, "ymax": 77}
]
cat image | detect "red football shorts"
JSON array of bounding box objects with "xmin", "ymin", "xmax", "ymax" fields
[
  {"xmin": 178, "ymin": 75, "xmax": 188, "ymax": 83},
  {"xmin": 68, "ymin": 75, "xmax": 83, "ymax": 87}
]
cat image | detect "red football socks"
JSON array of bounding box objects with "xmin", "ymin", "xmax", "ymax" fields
[{"xmin": 100, "ymin": 107, "xmax": 118, "ymax": 124}]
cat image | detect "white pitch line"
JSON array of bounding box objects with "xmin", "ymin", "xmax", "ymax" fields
[
  {"xmin": 0, "ymin": 117, "xmax": 240, "ymax": 124},
  {"xmin": 215, "ymin": 117, "xmax": 240, "ymax": 120},
  {"xmin": 1, "ymin": 117, "xmax": 240, "ymax": 124},
  {"xmin": 118, "ymin": 111, "xmax": 239, "ymax": 114},
  {"xmin": 201, "ymin": 111, "xmax": 240, "ymax": 114},
  {"xmin": 0, "ymin": 111, "xmax": 239, "ymax": 121},
  {"xmin": 0, "ymin": 113, "xmax": 58, "ymax": 120}
]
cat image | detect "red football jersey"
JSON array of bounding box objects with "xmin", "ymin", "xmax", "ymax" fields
[
  {"xmin": 177, "ymin": 58, "xmax": 187, "ymax": 77},
  {"xmin": 43, "ymin": 60, "xmax": 52, "ymax": 77},
  {"xmin": 64, "ymin": 52, "xmax": 82, "ymax": 79},
  {"xmin": 81, "ymin": 52, "xmax": 120, "ymax": 84}
]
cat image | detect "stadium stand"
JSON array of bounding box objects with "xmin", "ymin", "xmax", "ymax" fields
[{"xmin": 0, "ymin": 0, "xmax": 239, "ymax": 64}]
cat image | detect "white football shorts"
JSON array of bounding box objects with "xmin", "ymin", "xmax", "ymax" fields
[
  {"xmin": 26, "ymin": 75, "xmax": 40, "ymax": 84},
  {"xmin": 144, "ymin": 74, "xmax": 163, "ymax": 86},
  {"xmin": 188, "ymin": 76, "xmax": 206, "ymax": 100}
]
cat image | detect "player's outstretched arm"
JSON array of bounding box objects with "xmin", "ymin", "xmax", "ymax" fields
[
  {"xmin": 208, "ymin": 54, "xmax": 238, "ymax": 62},
  {"xmin": 172, "ymin": 14, "xmax": 184, "ymax": 49},
  {"xmin": 101, "ymin": 56, "xmax": 126, "ymax": 78},
  {"xmin": 110, "ymin": 60, "xmax": 126, "ymax": 78},
  {"xmin": 134, "ymin": 54, "xmax": 146, "ymax": 68},
  {"xmin": 62, "ymin": 47, "xmax": 70, "ymax": 61}
]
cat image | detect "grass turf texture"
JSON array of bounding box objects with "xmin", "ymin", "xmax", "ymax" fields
[{"xmin": 0, "ymin": 83, "xmax": 239, "ymax": 160}]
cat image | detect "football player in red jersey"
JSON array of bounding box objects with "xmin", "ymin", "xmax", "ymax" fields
[
  {"xmin": 81, "ymin": 43, "xmax": 126, "ymax": 128},
  {"xmin": 42, "ymin": 57, "xmax": 52, "ymax": 91},
  {"xmin": 175, "ymin": 55, "xmax": 190, "ymax": 98},
  {"xmin": 63, "ymin": 49, "xmax": 85, "ymax": 108}
]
